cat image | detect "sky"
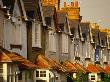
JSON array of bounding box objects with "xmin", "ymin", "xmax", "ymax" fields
[{"xmin": 61, "ymin": 0, "xmax": 110, "ymax": 28}]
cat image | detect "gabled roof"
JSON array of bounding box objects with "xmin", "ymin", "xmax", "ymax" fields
[
  {"xmin": 87, "ymin": 64, "xmax": 106, "ymax": 73},
  {"xmin": 10, "ymin": 52, "xmax": 37, "ymax": 69},
  {"xmin": 63, "ymin": 61, "xmax": 77, "ymax": 72},
  {"xmin": 74, "ymin": 63, "xmax": 89, "ymax": 73},
  {"xmin": 63, "ymin": 61, "xmax": 88, "ymax": 73},
  {"xmin": 0, "ymin": 46, "xmax": 37, "ymax": 69},
  {"xmin": 35, "ymin": 55, "xmax": 67, "ymax": 72}
]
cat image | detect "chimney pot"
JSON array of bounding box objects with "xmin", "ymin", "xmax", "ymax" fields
[
  {"xmin": 74, "ymin": 1, "xmax": 78, "ymax": 7},
  {"xmin": 71, "ymin": 2, "xmax": 74, "ymax": 7},
  {"xmin": 64, "ymin": 2, "xmax": 66, "ymax": 7}
]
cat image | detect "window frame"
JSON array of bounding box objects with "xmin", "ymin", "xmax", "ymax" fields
[
  {"xmin": 91, "ymin": 75, "xmax": 95, "ymax": 80},
  {"xmin": 0, "ymin": 64, "xmax": 3, "ymax": 74},
  {"xmin": 36, "ymin": 71, "xmax": 39, "ymax": 77},
  {"xmin": 40, "ymin": 71, "xmax": 46, "ymax": 77}
]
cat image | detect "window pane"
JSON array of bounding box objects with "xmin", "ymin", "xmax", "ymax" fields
[
  {"xmin": 0, "ymin": 64, "xmax": 3, "ymax": 73},
  {"xmin": 36, "ymin": 71, "xmax": 39, "ymax": 77},
  {"xmin": 91, "ymin": 75, "xmax": 95, "ymax": 80},
  {"xmin": 40, "ymin": 71, "xmax": 46, "ymax": 77},
  {"xmin": 45, "ymin": 17, "xmax": 51, "ymax": 26},
  {"xmin": 18, "ymin": 72, "xmax": 22, "ymax": 80}
]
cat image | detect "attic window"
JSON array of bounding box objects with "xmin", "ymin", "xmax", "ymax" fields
[
  {"xmin": 82, "ymin": 33, "xmax": 87, "ymax": 40},
  {"xmin": 2, "ymin": 0, "xmax": 11, "ymax": 8},
  {"xmin": 59, "ymin": 23, "xmax": 64, "ymax": 31},
  {"xmin": 70, "ymin": 27, "xmax": 75, "ymax": 35},
  {"xmin": 101, "ymin": 40, "xmax": 105, "ymax": 46},
  {"xmin": 45, "ymin": 17, "xmax": 51, "ymax": 27},
  {"xmin": 26, "ymin": 11, "xmax": 35, "ymax": 19},
  {"xmin": 2, "ymin": 0, "xmax": 15, "ymax": 13},
  {"xmin": 93, "ymin": 36, "xmax": 95, "ymax": 42}
]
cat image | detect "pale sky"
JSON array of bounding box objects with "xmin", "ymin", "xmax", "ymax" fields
[{"xmin": 61, "ymin": 0, "xmax": 110, "ymax": 28}]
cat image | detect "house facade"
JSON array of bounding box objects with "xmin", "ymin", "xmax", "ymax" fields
[{"xmin": 1, "ymin": 0, "xmax": 110, "ymax": 82}]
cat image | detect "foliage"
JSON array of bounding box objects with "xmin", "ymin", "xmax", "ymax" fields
[
  {"xmin": 67, "ymin": 71, "xmax": 88, "ymax": 82},
  {"xmin": 103, "ymin": 74, "xmax": 110, "ymax": 82},
  {"xmin": 75, "ymin": 71, "xmax": 88, "ymax": 82}
]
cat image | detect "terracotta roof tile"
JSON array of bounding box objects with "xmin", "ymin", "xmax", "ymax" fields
[
  {"xmin": 87, "ymin": 64, "xmax": 106, "ymax": 73},
  {"xmin": 95, "ymin": 64, "xmax": 106, "ymax": 73},
  {"xmin": 10, "ymin": 52, "xmax": 37, "ymax": 69},
  {"xmin": 35, "ymin": 55, "xmax": 67, "ymax": 72},
  {"xmin": 74, "ymin": 63, "xmax": 89, "ymax": 73},
  {"xmin": 35, "ymin": 55, "xmax": 51, "ymax": 69},
  {"xmin": 63, "ymin": 61, "xmax": 77, "ymax": 72},
  {"xmin": 0, "ymin": 50, "xmax": 12, "ymax": 62},
  {"xmin": 0, "ymin": 46, "xmax": 37, "ymax": 69},
  {"xmin": 104, "ymin": 65, "xmax": 110, "ymax": 73}
]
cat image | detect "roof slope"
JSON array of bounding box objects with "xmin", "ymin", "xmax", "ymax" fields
[
  {"xmin": 63, "ymin": 61, "xmax": 77, "ymax": 72},
  {"xmin": 87, "ymin": 64, "xmax": 106, "ymax": 73},
  {"xmin": 104, "ymin": 65, "xmax": 110, "ymax": 73},
  {"xmin": 0, "ymin": 46, "xmax": 37, "ymax": 69},
  {"xmin": 35, "ymin": 55, "xmax": 67, "ymax": 72}
]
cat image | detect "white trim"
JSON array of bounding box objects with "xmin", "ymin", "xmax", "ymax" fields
[{"xmin": 19, "ymin": 0, "xmax": 28, "ymax": 21}]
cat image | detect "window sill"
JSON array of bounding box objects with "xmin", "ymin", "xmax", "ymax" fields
[{"xmin": 10, "ymin": 44, "xmax": 22, "ymax": 50}]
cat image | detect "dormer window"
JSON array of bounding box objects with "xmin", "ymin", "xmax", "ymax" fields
[
  {"xmin": 26, "ymin": 11, "xmax": 35, "ymax": 19},
  {"xmin": 70, "ymin": 27, "xmax": 75, "ymax": 35},
  {"xmin": 2, "ymin": 0, "xmax": 15, "ymax": 13},
  {"xmin": 82, "ymin": 33, "xmax": 87, "ymax": 40},
  {"xmin": 45, "ymin": 17, "xmax": 51, "ymax": 27},
  {"xmin": 101, "ymin": 40, "xmax": 105, "ymax": 46},
  {"xmin": 93, "ymin": 36, "xmax": 95, "ymax": 42},
  {"xmin": 2, "ymin": 0, "xmax": 11, "ymax": 8},
  {"xmin": 59, "ymin": 23, "xmax": 64, "ymax": 31}
]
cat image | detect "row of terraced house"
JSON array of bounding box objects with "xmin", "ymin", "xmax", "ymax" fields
[{"xmin": 0, "ymin": 0, "xmax": 110, "ymax": 82}]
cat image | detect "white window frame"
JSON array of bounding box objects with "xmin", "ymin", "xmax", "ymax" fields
[
  {"xmin": 40, "ymin": 71, "xmax": 46, "ymax": 77},
  {"xmin": 32, "ymin": 22, "xmax": 41, "ymax": 48},
  {"xmin": 91, "ymin": 75, "xmax": 95, "ymax": 80}
]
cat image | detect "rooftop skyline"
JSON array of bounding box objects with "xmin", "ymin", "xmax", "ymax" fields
[{"xmin": 61, "ymin": 0, "xmax": 110, "ymax": 28}]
